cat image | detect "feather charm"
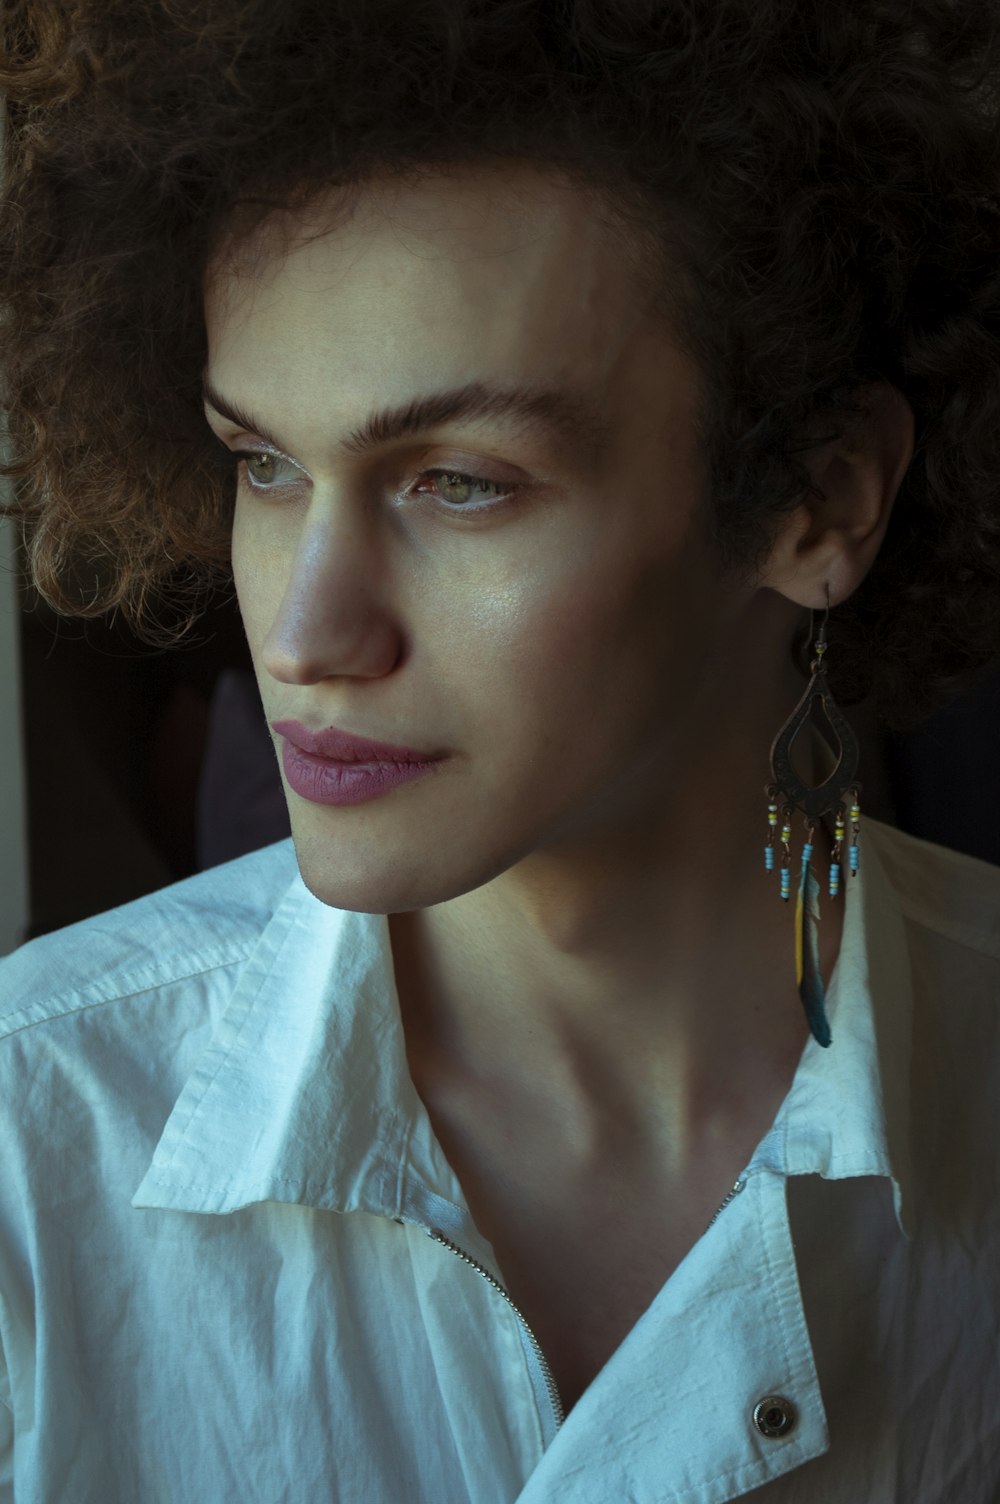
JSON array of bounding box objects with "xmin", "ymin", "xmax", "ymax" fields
[{"xmin": 795, "ymin": 845, "xmax": 831, "ymax": 1047}]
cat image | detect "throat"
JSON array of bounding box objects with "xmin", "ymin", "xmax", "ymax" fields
[{"xmin": 403, "ymin": 999, "xmax": 809, "ymax": 1409}]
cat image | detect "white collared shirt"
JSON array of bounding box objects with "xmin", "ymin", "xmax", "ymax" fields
[{"xmin": 1, "ymin": 816, "xmax": 998, "ymax": 1502}]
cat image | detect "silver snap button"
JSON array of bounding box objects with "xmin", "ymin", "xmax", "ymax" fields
[{"xmin": 753, "ymin": 1395, "xmax": 797, "ymax": 1438}]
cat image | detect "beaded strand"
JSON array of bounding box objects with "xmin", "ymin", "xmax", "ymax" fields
[{"xmin": 763, "ymin": 786, "xmax": 862, "ymax": 898}]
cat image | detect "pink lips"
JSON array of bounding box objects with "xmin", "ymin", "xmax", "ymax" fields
[
  {"xmin": 271, "ymin": 720, "xmax": 436, "ymax": 763},
  {"xmin": 270, "ymin": 719, "xmax": 444, "ymax": 806}
]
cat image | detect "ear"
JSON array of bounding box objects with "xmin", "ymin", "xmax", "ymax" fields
[{"xmin": 759, "ymin": 381, "xmax": 915, "ymax": 610}]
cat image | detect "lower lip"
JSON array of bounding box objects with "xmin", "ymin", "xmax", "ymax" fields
[{"xmin": 280, "ymin": 739, "xmax": 440, "ymax": 806}]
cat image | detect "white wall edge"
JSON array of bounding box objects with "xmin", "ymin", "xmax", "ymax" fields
[
  {"xmin": 0, "ymin": 91, "xmax": 30, "ymax": 952},
  {"xmin": 0, "ymin": 513, "xmax": 28, "ymax": 954}
]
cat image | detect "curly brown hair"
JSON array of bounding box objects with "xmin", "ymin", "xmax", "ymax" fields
[{"xmin": 2, "ymin": 0, "xmax": 1000, "ymax": 729}]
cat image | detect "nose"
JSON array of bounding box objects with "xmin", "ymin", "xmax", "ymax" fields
[{"xmin": 259, "ymin": 500, "xmax": 404, "ymax": 685}]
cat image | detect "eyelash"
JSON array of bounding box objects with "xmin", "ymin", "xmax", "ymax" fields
[{"xmin": 227, "ymin": 448, "xmax": 514, "ymax": 514}]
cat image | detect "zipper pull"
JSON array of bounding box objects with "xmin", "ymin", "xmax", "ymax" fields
[{"xmin": 707, "ymin": 1176, "xmax": 746, "ymax": 1229}]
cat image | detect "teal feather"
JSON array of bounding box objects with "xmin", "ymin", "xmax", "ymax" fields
[{"xmin": 797, "ymin": 853, "xmax": 832, "ymax": 1047}]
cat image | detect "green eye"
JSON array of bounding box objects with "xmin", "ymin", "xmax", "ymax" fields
[
  {"xmin": 416, "ymin": 469, "xmax": 510, "ymax": 509},
  {"xmin": 232, "ymin": 449, "xmax": 305, "ymax": 493},
  {"xmin": 246, "ymin": 453, "xmax": 278, "ymax": 484}
]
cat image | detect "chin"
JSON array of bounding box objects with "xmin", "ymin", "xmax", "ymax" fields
[
  {"xmin": 291, "ymin": 841, "xmax": 418, "ymax": 915},
  {"xmin": 287, "ymin": 821, "xmax": 466, "ymax": 915}
]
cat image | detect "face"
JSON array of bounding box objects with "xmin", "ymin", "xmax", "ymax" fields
[{"xmin": 203, "ymin": 164, "xmax": 742, "ymax": 913}]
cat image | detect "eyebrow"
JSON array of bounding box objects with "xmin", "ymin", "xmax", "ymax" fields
[{"xmin": 201, "ymin": 375, "xmax": 614, "ymax": 465}]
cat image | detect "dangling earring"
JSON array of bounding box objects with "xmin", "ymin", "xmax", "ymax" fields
[{"xmin": 763, "ymin": 584, "xmax": 862, "ymax": 1048}]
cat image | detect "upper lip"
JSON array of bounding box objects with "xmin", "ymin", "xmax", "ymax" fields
[{"xmin": 271, "ymin": 719, "xmax": 439, "ymax": 763}]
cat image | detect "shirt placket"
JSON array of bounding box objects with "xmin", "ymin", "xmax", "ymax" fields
[{"xmin": 513, "ymin": 1169, "xmax": 830, "ymax": 1504}]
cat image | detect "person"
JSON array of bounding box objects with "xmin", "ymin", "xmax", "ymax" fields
[{"xmin": 1, "ymin": 1, "xmax": 1000, "ymax": 1498}]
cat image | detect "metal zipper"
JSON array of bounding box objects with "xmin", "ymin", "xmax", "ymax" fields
[
  {"xmin": 429, "ymin": 1177, "xmax": 746, "ymax": 1429},
  {"xmin": 706, "ymin": 1175, "xmax": 746, "ymax": 1229},
  {"xmin": 428, "ymin": 1228, "xmax": 566, "ymax": 1429}
]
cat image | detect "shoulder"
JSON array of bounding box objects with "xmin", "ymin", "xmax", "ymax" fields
[
  {"xmin": 865, "ymin": 815, "xmax": 1000, "ymax": 962},
  {"xmin": 0, "ymin": 838, "xmax": 300, "ymax": 1043}
]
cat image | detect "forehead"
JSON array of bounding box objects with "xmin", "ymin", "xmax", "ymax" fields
[{"xmin": 205, "ymin": 165, "xmax": 663, "ymax": 393}]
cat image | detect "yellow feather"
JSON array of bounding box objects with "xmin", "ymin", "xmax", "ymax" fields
[{"xmin": 795, "ymin": 884, "xmax": 804, "ymax": 987}]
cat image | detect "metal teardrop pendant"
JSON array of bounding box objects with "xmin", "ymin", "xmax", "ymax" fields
[{"xmin": 769, "ymin": 665, "xmax": 860, "ymax": 824}]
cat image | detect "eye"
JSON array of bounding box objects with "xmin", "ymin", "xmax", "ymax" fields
[
  {"xmin": 409, "ymin": 468, "xmax": 513, "ymax": 511},
  {"xmin": 231, "ymin": 448, "xmax": 307, "ymax": 494}
]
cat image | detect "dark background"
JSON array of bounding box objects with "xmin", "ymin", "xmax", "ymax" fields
[
  {"xmin": 16, "ymin": 567, "xmax": 1000, "ymax": 943},
  {"xmin": 18, "ymin": 579, "xmax": 288, "ymax": 940}
]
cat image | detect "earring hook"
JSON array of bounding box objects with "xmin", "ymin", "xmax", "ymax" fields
[{"xmin": 810, "ymin": 582, "xmax": 831, "ymax": 672}]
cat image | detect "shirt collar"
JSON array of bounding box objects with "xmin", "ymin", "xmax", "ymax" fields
[
  {"xmin": 132, "ymin": 868, "xmax": 470, "ymax": 1235},
  {"xmin": 134, "ymin": 818, "xmax": 916, "ymax": 1236}
]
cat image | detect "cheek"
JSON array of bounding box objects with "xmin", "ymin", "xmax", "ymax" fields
[
  {"xmin": 460, "ymin": 541, "xmax": 687, "ymax": 719},
  {"xmin": 230, "ymin": 505, "xmax": 283, "ymax": 653}
]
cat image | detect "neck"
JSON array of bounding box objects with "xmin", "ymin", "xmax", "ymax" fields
[{"xmin": 391, "ymin": 707, "xmax": 845, "ymax": 1157}]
